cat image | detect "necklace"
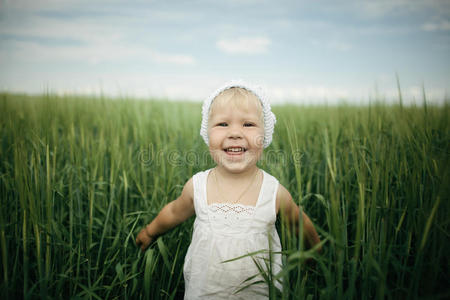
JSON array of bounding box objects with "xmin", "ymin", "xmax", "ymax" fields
[{"xmin": 213, "ymin": 168, "xmax": 260, "ymax": 205}]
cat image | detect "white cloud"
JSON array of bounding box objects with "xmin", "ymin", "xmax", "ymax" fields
[
  {"xmin": 0, "ymin": 14, "xmax": 195, "ymax": 66},
  {"xmin": 268, "ymin": 85, "xmax": 359, "ymax": 104},
  {"xmin": 150, "ymin": 51, "xmax": 195, "ymax": 65},
  {"xmin": 422, "ymin": 19, "xmax": 450, "ymax": 31},
  {"xmin": 310, "ymin": 38, "xmax": 353, "ymax": 52},
  {"xmin": 358, "ymin": 0, "xmax": 450, "ymax": 18},
  {"xmin": 216, "ymin": 37, "xmax": 271, "ymax": 54},
  {"xmin": 2, "ymin": 38, "xmax": 195, "ymax": 66},
  {"xmin": 360, "ymin": 0, "xmax": 413, "ymax": 17}
]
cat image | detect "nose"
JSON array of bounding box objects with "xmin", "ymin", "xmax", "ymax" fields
[{"xmin": 227, "ymin": 124, "xmax": 243, "ymax": 139}]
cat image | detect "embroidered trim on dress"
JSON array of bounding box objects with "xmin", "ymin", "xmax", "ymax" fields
[{"xmin": 208, "ymin": 203, "xmax": 255, "ymax": 217}]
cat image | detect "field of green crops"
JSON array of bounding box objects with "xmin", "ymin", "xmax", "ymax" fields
[{"xmin": 0, "ymin": 92, "xmax": 449, "ymax": 299}]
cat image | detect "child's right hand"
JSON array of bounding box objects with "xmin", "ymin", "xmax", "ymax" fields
[{"xmin": 136, "ymin": 226, "xmax": 154, "ymax": 252}]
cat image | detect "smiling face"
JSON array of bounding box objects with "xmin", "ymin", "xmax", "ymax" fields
[{"xmin": 208, "ymin": 88, "xmax": 265, "ymax": 174}]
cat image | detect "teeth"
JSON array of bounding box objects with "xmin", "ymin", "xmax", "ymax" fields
[{"xmin": 226, "ymin": 147, "xmax": 244, "ymax": 152}]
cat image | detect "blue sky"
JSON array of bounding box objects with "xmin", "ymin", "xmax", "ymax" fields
[{"xmin": 0, "ymin": 0, "xmax": 449, "ymax": 104}]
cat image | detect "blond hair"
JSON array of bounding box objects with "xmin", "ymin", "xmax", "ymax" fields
[{"xmin": 208, "ymin": 87, "xmax": 264, "ymax": 125}]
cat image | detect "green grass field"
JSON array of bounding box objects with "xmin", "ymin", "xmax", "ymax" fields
[{"xmin": 0, "ymin": 93, "xmax": 449, "ymax": 299}]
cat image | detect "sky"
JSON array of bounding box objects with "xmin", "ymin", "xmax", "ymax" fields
[{"xmin": 0, "ymin": 0, "xmax": 449, "ymax": 105}]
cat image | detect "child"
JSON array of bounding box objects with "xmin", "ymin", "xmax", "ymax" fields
[{"xmin": 136, "ymin": 80, "xmax": 321, "ymax": 299}]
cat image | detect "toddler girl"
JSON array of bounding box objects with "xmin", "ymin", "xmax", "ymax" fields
[{"xmin": 136, "ymin": 80, "xmax": 321, "ymax": 299}]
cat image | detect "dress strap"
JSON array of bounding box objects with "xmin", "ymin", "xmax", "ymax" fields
[
  {"xmin": 253, "ymin": 170, "xmax": 279, "ymax": 227},
  {"xmin": 192, "ymin": 169, "xmax": 212, "ymax": 222}
]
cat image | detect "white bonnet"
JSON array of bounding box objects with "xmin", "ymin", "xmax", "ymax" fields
[{"xmin": 200, "ymin": 79, "xmax": 276, "ymax": 148}]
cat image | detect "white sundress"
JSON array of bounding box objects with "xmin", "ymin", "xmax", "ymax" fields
[{"xmin": 183, "ymin": 169, "xmax": 283, "ymax": 299}]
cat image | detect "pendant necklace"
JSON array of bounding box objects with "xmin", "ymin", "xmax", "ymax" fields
[{"xmin": 213, "ymin": 168, "xmax": 259, "ymax": 205}]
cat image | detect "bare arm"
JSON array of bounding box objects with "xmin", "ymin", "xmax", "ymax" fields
[
  {"xmin": 136, "ymin": 178, "xmax": 195, "ymax": 251},
  {"xmin": 276, "ymin": 184, "xmax": 321, "ymax": 251}
]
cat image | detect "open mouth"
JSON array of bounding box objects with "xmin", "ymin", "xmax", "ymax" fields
[{"xmin": 223, "ymin": 146, "xmax": 247, "ymax": 154}]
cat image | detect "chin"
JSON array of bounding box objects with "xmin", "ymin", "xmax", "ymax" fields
[
  {"xmin": 222, "ymin": 165, "xmax": 249, "ymax": 174},
  {"xmin": 218, "ymin": 159, "xmax": 260, "ymax": 174}
]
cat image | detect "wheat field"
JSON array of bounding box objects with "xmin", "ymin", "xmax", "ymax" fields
[{"xmin": 0, "ymin": 93, "xmax": 448, "ymax": 299}]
